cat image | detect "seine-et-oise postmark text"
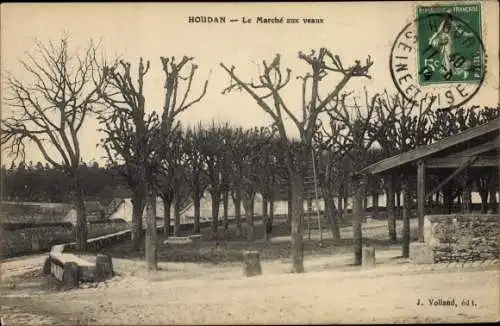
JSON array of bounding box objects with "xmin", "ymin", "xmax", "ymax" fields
[{"xmin": 390, "ymin": 3, "xmax": 485, "ymax": 111}]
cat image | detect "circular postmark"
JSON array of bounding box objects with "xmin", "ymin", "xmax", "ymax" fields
[{"xmin": 390, "ymin": 4, "xmax": 486, "ymax": 111}]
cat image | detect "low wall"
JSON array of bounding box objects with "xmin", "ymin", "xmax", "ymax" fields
[
  {"xmin": 87, "ymin": 221, "xmax": 129, "ymax": 239},
  {"xmin": 0, "ymin": 225, "xmax": 73, "ymax": 258},
  {"xmin": 0, "ymin": 221, "xmax": 130, "ymax": 258},
  {"xmin": 412, "ymin": 214, "xmax": 499, "ymax": 263}
]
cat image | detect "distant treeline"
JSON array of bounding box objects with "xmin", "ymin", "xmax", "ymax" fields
[{"xmin": 1, "ymin": 162, "xmax": 130, "ymax": 205}]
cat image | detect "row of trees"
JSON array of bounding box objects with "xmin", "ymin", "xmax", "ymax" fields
[
  {"xmin": 2, "ymin": 36, "xmax": 498, "ymax": 272},
  {"xmin": 1, "ymin": 161, "xmax": 129, "ymax": 203}
]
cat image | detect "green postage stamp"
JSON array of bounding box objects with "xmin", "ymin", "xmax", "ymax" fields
[
  {"xmin": 416, "ymin": 3, "xmax": 484, "ymax": 86},
  {"xmin": 390, "ymin": 2, "xmax": 485, "ymax": 110}
]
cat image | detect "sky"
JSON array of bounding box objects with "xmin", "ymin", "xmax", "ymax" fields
[{"xmin": 1, "ymin": 1, "xmax": 499, "ymax": 166}]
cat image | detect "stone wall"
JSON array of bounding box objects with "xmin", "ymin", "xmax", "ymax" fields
[
  {"xmin": 423, "ymin": 214, "xmax": 499, "ymax": 263},
  {"xmin": 1, "ymin": 225, "xmax": 73, "ymax": 257},
  {"xmin": 0, "ymin": 221, "xmax": 129, "ymax": 258}
]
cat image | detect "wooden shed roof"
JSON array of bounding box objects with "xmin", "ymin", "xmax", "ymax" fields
[{"xmin": 362, "ymin": 118, "xmax": 500, "ymax": 175}]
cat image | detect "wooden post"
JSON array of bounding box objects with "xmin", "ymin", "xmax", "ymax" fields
[
  {"xmin": 386, "ymin": 173, "xmax": 396, "ymax": 242},
  {"xmin": 417, "ymin": 160, "xmax": 425, "ymax": 242},
  {"xmin": 402, "ymin": 177, "xmax": 410, "ymax": 258}
]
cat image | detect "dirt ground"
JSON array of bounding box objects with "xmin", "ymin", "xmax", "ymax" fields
[{"xmin": 2, "ymin": 219, "xmax": 499, "ymax": 325}]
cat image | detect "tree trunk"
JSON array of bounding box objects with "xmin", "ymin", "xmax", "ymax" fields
[
  {"xmin": 74, "ymin": 172, "xmax": 88, "ymax": 252},
  {"xmin": 234, "ymin": 194, "xmax": 242, "ymax": 236},
  {"xmin": 192, "ymin": 173, "xmax": 202, "ymax": 234},
  {"xmin": 372, "ymin": 191, "xmax": 379, "ymax": 218},
  {"xmin": 489, "ymin": 190, "xmax": 498, "ymax": 213},
  {"xmin": 479, "ymin": 189, "xmax": 489, "ymax": 214},
  {"xmin": 163, "ymin": 198, "xmax": 172, "ymax": 237},
  {"xmin": 223, "ymin": 189, "xmax": 229, "ymax": 230},
  {"xmin": 210, "ymin": 191, "xmax": 220, "ymax": 239},
  {"xmin": 145, "ymin": 191, "xmax": 157, "ymax": 271},
  {"xmin": 386, "ymin": 174, "xmax": 397, "ymax": 242},
  {"xmin": 193, "ymin": 195, "xmax": 201, "ymax": 234},
  {"xmin": 323, "ymin": 187, "xmax": 341, "ymax": 242},
  {"xmin": 290, "ymin": 173, "xmax": 304, "ymax": 273},
  {"xmin": 174, "ymin": 194, "xmax": 181, "ymax": 236},
  {"xmin": 338, "ymin": 191, "xmax": 343, "ymax": 225},
  {"xmin": 352, "ymin": 177, "xmax": 364, "ymax": 266},
  {"xmin": 396, "ymin": 191, "xmax": 401, "ymax": 218},
  {"xmin": 244, "ymin": 194, "xmax": 255, "ymax": 241},
  {"xmin": 262, "ymin": 195, "xmax": 268, "ymax": 239},
  {"xmin": 402, "ymin": 180, "xmax": 410, "ymax": 258},
  {"xmin": 343, "ymin": 185, "xmax": 349, "ymax": 216},
  {"xmin": 269, "ymin": 194, "xmax": 275, "ymax": 225},
  {"xmin": 462, "ymin": 178, "xmax": 472, "ymax": 213},
  {"xmin": 307, "ymin": 198, "xmax": 313, "ymax": 214},
  {"xmin": 287, "ymin": 182, "xmax": 293, "ymax": 230},
  {"xmin": 131, "ymin": 194, "xmax": 144, "ymax": 252}
]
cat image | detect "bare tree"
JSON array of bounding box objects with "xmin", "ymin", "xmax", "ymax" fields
[
  {"xmin": 258, "ymin": 136, "xmax": 281, "ymax": 239},
  {"xmin": 311, "ymin": 136, "xmax": 343, "ymax": 242},
  {"xmin": 155, "ymin": 55, "xmax": 208, "ymax": 265},
  {"xmin": 196, "ymin": 121, "xmax": 232, "ymax": 240},
  {"xmin": 97, "ymin": 57, "xmax": 158, "ymax": 254},
  {"xmin": 221, "ymin": 49, "xmax": 373, "ymax": 272},
  {"xmin": 228, "ymin": 127, "xmax": 271, "ymax": 240},
  {"xmin": 1, "ymin": 36, "xmax": 105, "ymax": 251},
  {"xmin": 184, "ymin": 126, "xmax": 208, "ymax": 234},
  {"xmin": 429, "ymin": 106, "xmax": 500, "ymax": 214},
  {"xmin": 368, "ymin": 93, "xmax": 434, "ymax": 255},
  {"xmin": 156, "ymin": 127, "xmax": 184, "ymax": 237},
  {"xmin": 322, "ymin": 90, "xmax": 393, "ymax": 264},
  {"xmin": 99, "ymin": 55, "xmax": 208, "ymax": 270},
  {"xmin": 228, "ymin": 127, "xmax": 247, "ymax": 237}
]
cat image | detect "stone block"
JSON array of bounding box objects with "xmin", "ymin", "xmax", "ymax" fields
[
  {"xmin": 62, "ymin": 262, "xmax": 79, "ymax": 288},
  {"xmin": 164, "ymin": 237, "xmax": 193, "ymax": 245},
  {"xmin": 95, "ymin": 254, "xmax": 114, "ymax": 282},
  {"xmin": 410, "ymin": 242, "xmax": 434, "ymax": 264},
  {"xmin": 242, "ymin": 251, "xmax": 262, "ymax": 277},
  {"xmin": 79, "ymin": 264, "xmax": 96, "ymax": 282},
  {"xmin": 188, "ymin": 234, "xmax": 202, "ymax": 247},
  {"xmin": 43, "ymin": 257, "xmax": 51, "ymax": 274},
  {"xmin": 362, "ymin": 246, "xmax": 376, "ymax": 267}
]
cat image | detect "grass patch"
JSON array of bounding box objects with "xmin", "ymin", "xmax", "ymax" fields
[{"xmin": 97, "ymin": 219, "xmax": 419, "ymax": 264}]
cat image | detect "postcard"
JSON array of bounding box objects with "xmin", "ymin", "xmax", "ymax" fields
[{"xmin": 1, "ymin": 2, "xmax": 499, "ymax": 325}]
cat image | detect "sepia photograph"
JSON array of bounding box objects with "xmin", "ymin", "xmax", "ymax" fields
[{"xmin": 1, "ymin": 1, "xmax": 499, "ymax": 324}]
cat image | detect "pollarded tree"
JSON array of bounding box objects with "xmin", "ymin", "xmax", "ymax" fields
[
  {"xmin": 162, "ymin": 127, "xmax": 191, "ymax": 237},
  {"xmin": 1, "ymin": 36, "xmax": 105, "ymax": 250},
  {"xmin": 196, "ymin": 121, "xmax": 232, "ymax": 239},
  {"xmin": 99, "ymin": 55, "xmax": 208, "ymax": 270},
  {"xmin": 98, "ymin": 58, "xmax": 159, "ymax": 254},
  {"xmin": 231, "ymin": 126, "xmax": 274, "ymax": 241},
  {"xmin": 367, "ymin": 92, "xmax": 434, "ymax": 254},
  {"xmin": 429, "ymin": 106, "xmax": 500, "ymax": 214},
  {"xmin": 156, "ymin": 126, "xmax": 184, "ymax": 237},
  {"xmin": 311, "ymin": 134, "xmax": 343, "ymax": 242},
  {"xmin": 228, "ymin": 127, "xmax": 246, "ymax": 237},
  {"xmin": 220, "ymin": 127, "xmax": 234, "ymax": 231},
  {"xmin": 258, "ymin": 136, "xmax": 282, "ymax": 237},
  {"xmin": 221, "ymin": 48, "xmax": 373, "ymax": 273},
  {"xmin": 184, "ymin": 125, "xmax": 209, "ymax": 234},
  {"xmin": 323, "ymin": 90, "xmax": 394, "ymax": 264}
]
